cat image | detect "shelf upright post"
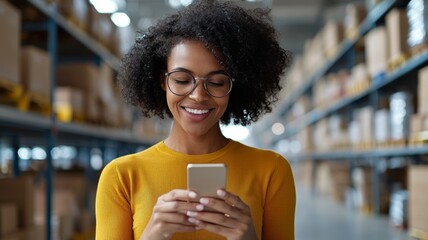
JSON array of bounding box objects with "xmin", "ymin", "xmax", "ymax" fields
[
  {"xmin": 12, "ymin": 136, "xmax": 21, "ymax": 177},
  {"xmin": 369, "ymin": 83, "xmax": 381, "ymax": 214},
  {"xmin": 83, "ymin": 145, "xmax": 92, "ymax": 212},
  {"xmin": 45, "ymin": 5, "xmax": 59, "ymax": 240}
]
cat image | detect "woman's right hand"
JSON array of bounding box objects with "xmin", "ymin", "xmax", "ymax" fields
[{"xmin": 139, "ymin": 189, "xmax": 201, "ymax": 240}]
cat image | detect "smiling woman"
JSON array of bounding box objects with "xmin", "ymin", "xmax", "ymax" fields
[{"xmin": 95, "ymin": 1, "xmax": 295, "ymax": 240}]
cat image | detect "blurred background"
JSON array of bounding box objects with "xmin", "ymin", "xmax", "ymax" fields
[{"xmin": 0, "ymin": 0, "xmax": 427, "ymax": 239}]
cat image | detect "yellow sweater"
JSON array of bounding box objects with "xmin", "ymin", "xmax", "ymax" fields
[{"xmin": 95, "ymin": 140, "xmax": 295, "ymax": 240}]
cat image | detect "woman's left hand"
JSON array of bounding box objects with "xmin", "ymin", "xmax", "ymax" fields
[{"xmin": 186, "ymin": 189, "xmax": 258, "ymax": 240}]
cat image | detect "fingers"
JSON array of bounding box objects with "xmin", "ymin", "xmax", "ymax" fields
[
  {"xmin": 217, "ymin": 189, "xmax": 246, "ymax": 211},
  {"xmin": 159, "ymin": 189, "xmax": 198, "ymax": 203},
  {"xmin": 154, "ymin": 201, "xmax": 201, "ymax": 213}
]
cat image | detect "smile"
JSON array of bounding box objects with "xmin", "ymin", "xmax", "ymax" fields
[{"xmin": 184, "ymin": 107, "xmax": 210, "ymax": 115}]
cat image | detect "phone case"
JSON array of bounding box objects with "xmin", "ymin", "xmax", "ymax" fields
[{"xmin": 187, "ymin": 163, "xmax": 227, "ymax": 199}]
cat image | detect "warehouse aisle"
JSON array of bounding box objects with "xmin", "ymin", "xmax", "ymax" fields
[{"xmin": 295, "ymin": 184, "xmax": 412, "ymax": 240}]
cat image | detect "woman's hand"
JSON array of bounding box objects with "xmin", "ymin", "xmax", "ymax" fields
[
  {"xmin": 140, "ymin": 189, "xmax": 200, "ymax": 240},
  {"xmin": 186, "ymin": 189, "xmax": 258, "ymax": 240}
]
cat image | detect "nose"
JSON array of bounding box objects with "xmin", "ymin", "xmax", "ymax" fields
[{"xmin": 188, "ymin": 80, "xmax": 209, "ymax": 101}]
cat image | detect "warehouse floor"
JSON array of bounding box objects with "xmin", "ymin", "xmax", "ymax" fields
[{"xmin": 295, "ymin": 184, "xmax": 412, "ymax": 240}]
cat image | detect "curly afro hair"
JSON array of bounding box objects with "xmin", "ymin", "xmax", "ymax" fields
[{"xmin": 119, "ymin": 0, "xmax": 291, "ymax": 126}]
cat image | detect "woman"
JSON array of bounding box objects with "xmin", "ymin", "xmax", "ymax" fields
[{"xmin": 95, "ymin": 1, "xmax": 295, "ymax": 239}]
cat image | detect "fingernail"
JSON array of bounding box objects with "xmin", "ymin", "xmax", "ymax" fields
[
  {"xmin": 188, "ymin": 217, "xmax": 197, "ymax": 223},
  {"xmin": 217, "ymin": 189, "xmax": 226, "ymax": 197},
  {"xmin": 187, "ymin": 211, "xmax": 197, "ymax": 217},
  {"xmin": 200, "ymin": 198, "xmax": 209, "ymax": 204},
  {"xmin": 188, "ymin": 191, "xmax": 197, "ymax": 199},
  {"xmin": 195, "ymin": 226, "xmax": 202, "ymax": 230},
  {"xmin": 196, "ymin": 204, "xmax": 204, "ymax": 211}
]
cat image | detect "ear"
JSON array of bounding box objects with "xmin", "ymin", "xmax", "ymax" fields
[{"xmin": 160, "ymin": 75, "xmax": 167, "ymax": 91}]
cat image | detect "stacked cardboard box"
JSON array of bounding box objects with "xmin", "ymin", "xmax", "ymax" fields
[
  {"xmin": 0, "ymin": 204, "xmax": 18, "ymax": 237},
  {"xmin": 386, "ymin": 9, "xmax": 409, "ymax": 64},
  {"xmin": 57, "ymin": 62, "xmax": 100, "ymax": 123},
  {"xmin": 316, "ymin": 162, "xmax": 350, "ymax": 202},
  {"xmin": 323, "ymin": 21, "xmax": 344, "ymax": 58},
  {"xmin": 418, "ymin": 66, "xmax": 428, "ymax": 115},
  {"xmin": 55, "ymin": 87, "xmax": 84, "ymax": 122},
  {"xmin": 344, "ymin": 3, "xmax": 367, "ymax": 39},
  {"xmin": 365, "ymin": 27, "xmax": 389, "ymax": 79},
  {"xmin": 99, "ymin": 64, "xmax": 119, "ymax": 127},
  {"xmin": 20, "ymin": 46, "xmax": 51, "ymax": 98},
  {"xmin": 0, "ymin": 0, "xmax": 21, "ymax": 86},
  {"xmin": 408, "ymin": 166, "xmax": 428, "ymax": 236},
  {"xmin": 57, "ymin": 0, "xmax": 89, "ymax": 30},
  {"xmin": 0, "ymin": 175, "xmax": 34, "ymax": 229}
]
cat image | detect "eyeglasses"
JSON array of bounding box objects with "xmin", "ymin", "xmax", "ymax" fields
[{"xmin": 164, "ymin": 70, "xmax": 233, "ymax": 98}]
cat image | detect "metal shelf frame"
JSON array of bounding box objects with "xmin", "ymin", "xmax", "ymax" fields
[
  {"xmin": 0, "ymin": 1, "xmax": 146, "ymax": 239},
  {"xmin": 258, "ymin": 0, "xmax": 409, "ymax": 143},
  {"xmin": 291, "ymin": 145, "xmax": 428, "ymax": 161},
  {"xmin": 271, "ymin": 50, "xmax": 428, "ymax": 142},
  {"xmin": 26, "ymin": 0, "xmax": 120, "ymax": 71}
]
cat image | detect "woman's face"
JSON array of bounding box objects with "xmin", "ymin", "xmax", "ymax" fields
[{"xmin": 163, "ymin": 41, "xmax": 230, "ymax": 138}]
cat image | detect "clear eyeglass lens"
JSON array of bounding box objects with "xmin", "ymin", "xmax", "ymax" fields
[{"xmin": 167, "ymin": 71, "xmax": 231, "ymax": 97}]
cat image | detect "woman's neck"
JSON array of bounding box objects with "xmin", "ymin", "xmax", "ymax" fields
[{"xmin": 164, "ymin": 125, "xmax": 229, "ymax": 155}]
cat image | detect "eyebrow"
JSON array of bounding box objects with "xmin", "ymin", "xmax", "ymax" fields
[{"xmin": 170, "ymin": 67, "xmax": 228, "ymax": 75}]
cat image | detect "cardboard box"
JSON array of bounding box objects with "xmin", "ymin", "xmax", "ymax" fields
[
  {"xmin": 57, "ymin": 62, "xmax": 100, "ymax": 122},
  {"xmin": 374, "ymin": 109, "xmax": 390, "ymax": 143},
  {"xmin": 0, "ymin": 226, "xmax": 44, "ymax": 240},
  {"xmin": 410, "ymin": 114, "xmax": 425, "ymax": 133},
  {"xmin": 0, "ymin": 203, "xmax": 18, "ymax": 236},
  {"xmin": 418, "ymin": 66, "xmax": 428, "ymax": 114},
  {"xmin": 0, "ymin": 0, "xmax": 20, "ymax": 84},
  {"xmin": 21, "ymin": 46, "xmax": 51, "ymax": 97},
  {"xmin": 323, "ymin": 21, "xmax": 344, "ymax": 57},
  {"xmin": 344, "ymin": 3, "xmax": 367, "ymax": 38},
  {"xmin": 99, "ymin": 64, "xmax": 119, "ymax": 126},
  {"xmin": 365, "ymin": 27, "xmax": 389, "ymax": 78},
  {"xmin": 58, "ymin": 0, "xmax": 88, "ymax": 30},
  {"xmin": 386, "ymin": 9, "xmax": 409, "ymax": 61},
  {"xmin": 0, "ymin": 176, "xmax": 34, "ymax": 228},
  {"xmin": 409, "ymin": 166, "xmax": 428, "ymax": 233},
  {"xmin": 55, "ymin": 87, "xmax": 84, "ymax": 122}
]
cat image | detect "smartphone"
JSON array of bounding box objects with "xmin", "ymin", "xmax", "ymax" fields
[{"xmin": 187, "ymin": 163, "xmax": 227, "ymax": 200}]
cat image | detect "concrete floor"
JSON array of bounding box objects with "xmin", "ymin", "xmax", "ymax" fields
[{"xmin": 295, "ymin": 185, "xmax": 413, "ymax": 240}]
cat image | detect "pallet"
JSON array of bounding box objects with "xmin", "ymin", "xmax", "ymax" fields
[
  {"xmin": 411, "ymin": 43, "xmax": 428, "ymax": 58},
  {"xmin": 18, "ymin": 92, "xmax": 51, "ymax": 116},
  {"xmin": 410, "ymin": 228, "xmax": 428, "ymax": 240},
  {"xmin": 0, "ymin": 79, "xmax": 23, "ymax": 105},
  {"xmin": 409, "ymin": 131, "xmax": 428, "ymax": 146},
  {"xmin": 388, "ymin": 53, "xmax": 408, "ymax": 72},
  {"xmin": 345, "ymin": 27, "xmax": 359, "ymax": 41},
  {"xmin": 325, "ymin": 46, "xmax": 339, "ymax": 59}
]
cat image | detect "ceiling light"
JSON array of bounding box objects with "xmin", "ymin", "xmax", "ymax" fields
[
  {"xmin": 221, "ymin": 125, "xmax": 250, "ymax": 141},
  {"xmin": 180, "ymin": 0, "xmax": 193, "ymax": 7},
  {"xmin": 90, "ymin": 0, "xmax": 126, "ymax": 13},
  {"xmin": 111, "ymin": 12, "xmax": 131, "ymax": 27},
  {"xmin": 272, "ymin": 122, "xmax": 285, "ymax": 135},
  {"xmin": 169, "ymin": 0, "xmax": 181, "ymax": 8}
]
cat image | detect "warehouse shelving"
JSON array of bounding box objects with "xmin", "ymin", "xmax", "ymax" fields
[
  {"xmin": 290, "ymin": 145, "xmax": 428, "ymax": 161},
  {"xmin": 0, "ymin": 105, "xmax": 150, "ymax": 145},
  {"xmin": 275, "ymin": 50, "xmax": 428, "ymax": 141},
  {"xmin": 25, "ymin": 0, "xmax": 120, "ymax": 71},
  {"xmin": 257, "ymin": 0, "xmax": 408, "ymax": 140},
  {"xmin": 253, "ymin": 0, "xmax": 428, "ymax": 223},
  {"xmin": 0, "ymin": 1, "xmax": 149, "ymax": 239}
]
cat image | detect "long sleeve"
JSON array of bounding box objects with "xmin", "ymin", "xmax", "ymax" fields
[
  {"xmin": 262, "ymin": 156, "xmax": 296, "ymax": 240},
  {"xmin": 96, "ymin": 161, "xmax": 134, "ymax": 240}
]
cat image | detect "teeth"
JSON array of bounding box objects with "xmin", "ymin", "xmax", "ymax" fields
[{"xmin": 185, "ymin": 108, "xmax": 209, "ymax": 115}]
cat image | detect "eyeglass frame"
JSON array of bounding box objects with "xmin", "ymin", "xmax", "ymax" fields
[{"xmin": 164, "ymin": 70, "xmax": 234, "ymax": 98}]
